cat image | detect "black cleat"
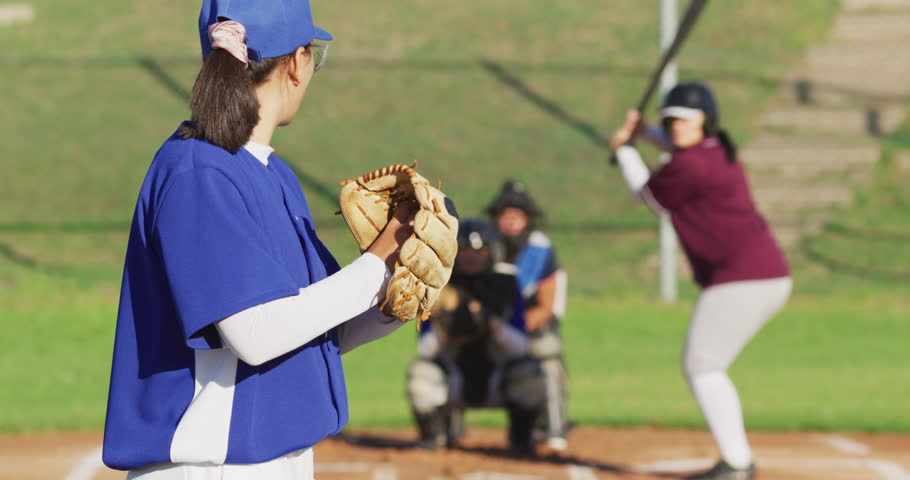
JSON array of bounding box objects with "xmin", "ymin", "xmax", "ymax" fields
[
  {"xmin": 507, "ymin": 440, "xmax": 537, "ymax": 458},
  {"xmin": 685, "ymin": 460, "xmax": 755, "ymax": 480},
  {"xmin": 414, "ymin": 435, "xmax": 446, "ymax": 451}
]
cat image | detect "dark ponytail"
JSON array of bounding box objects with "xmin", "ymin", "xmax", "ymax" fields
[
  {"xmin": 177, "ymin": 48, "xmax": 301, "ymax": 153},
  {"xmin": 716, "ymin": 129, "xmax": 737, "ymax": 164},
  {"xmin": 703, "ymin": 116, "xmax": 737, "ymax": 164}
]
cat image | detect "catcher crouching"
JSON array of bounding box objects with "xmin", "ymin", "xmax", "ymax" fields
[{"xmin": 405, "ymin": 219, "xmax": 546, "ymax": 456}]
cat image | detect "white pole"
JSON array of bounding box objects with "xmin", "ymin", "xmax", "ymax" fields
[{"xmin": 658, "ymin": 0, "xmax": 679, "ymax": 302}]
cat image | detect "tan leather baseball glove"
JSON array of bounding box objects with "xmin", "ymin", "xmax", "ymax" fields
[{"xmin": 338, "ymin": 164, "xmax": 459, "ymax": 323}]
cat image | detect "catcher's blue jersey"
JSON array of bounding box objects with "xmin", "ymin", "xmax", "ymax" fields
[{"xmin": 103, "ymin": 124, "xmax": 347, "ymax": 470}]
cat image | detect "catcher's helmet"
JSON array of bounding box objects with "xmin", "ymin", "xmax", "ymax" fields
[
  {"xmin": 484, "ymin": 180, "xmax": 543, "ymax": 219},
  {"xmin": 660, "ymin": 81, "xmax": 719, "ymax": 133},
  {"xmin": 457, "ymin": 218, "xmax": 499, "ymax": 251}
]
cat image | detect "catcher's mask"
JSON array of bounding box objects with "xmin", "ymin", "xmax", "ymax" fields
[{"xmin": 455, "ymin": 218, "xmax": 502, "ymax": 273}]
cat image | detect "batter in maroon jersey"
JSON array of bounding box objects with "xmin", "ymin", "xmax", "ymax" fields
[{"xmin": 611, "ymin": 82, "xmax": 791, "ymax": 480}]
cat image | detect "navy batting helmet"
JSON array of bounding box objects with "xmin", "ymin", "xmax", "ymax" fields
[{"xmin": 661, "ymin": 81, "xmax": 719, "ymax": 133}]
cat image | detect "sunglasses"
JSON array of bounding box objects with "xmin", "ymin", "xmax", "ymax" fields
[{"xmin": 310, "ymin": 41, "xmax": 329, "ymax": 72}]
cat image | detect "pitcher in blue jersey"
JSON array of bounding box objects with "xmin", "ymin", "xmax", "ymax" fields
[{"xmin": 103, "ymin": 1, "xmax": 415, "ymax": 478}]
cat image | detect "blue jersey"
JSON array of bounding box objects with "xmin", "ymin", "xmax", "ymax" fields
[
  {"xmin": 103, "ymin": 126, "xmax": 347, "ymax": 470},
  {"xmin": 513, "ymin": 232, "xmax": 559, "ymax": 297}
]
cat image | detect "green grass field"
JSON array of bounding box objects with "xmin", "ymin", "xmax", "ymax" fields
[
  {"xmin": 3, "ymin": 268, "xmax": 908, "ymax": 433},
  {"xmin": 2, "ymin": 0, "xmax": 908, "ymax": 433}
]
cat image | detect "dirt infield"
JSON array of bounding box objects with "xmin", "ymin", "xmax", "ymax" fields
[{"xmin": 3, "ymin": 427, "xmax": 909, "ymax": 480}]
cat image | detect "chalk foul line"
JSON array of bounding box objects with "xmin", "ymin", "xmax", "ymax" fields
[
  {"xmin": 819, "ymin": 434, "xmax": 871, "ymax": 455},
  {"xmin": 63, "ymin": 445, "xmax": 104, "ymax": 480}
]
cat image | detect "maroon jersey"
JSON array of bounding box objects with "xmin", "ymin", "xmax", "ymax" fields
[{"xmin": 644, "ymin": 137, "xmax": 789, "ymax": 288}]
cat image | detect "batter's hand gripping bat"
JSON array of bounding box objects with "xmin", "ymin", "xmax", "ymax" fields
[{"xmin": 609, "ymin": 0, "xmax": 710, "ymax": 165}]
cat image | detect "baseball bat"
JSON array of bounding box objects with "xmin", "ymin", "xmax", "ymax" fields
[{"xmin": 609, "ymin": 0, "xmax": 710, "ymax": 165}]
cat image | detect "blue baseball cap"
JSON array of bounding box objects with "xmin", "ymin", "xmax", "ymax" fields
[{"xmin": 199, "ymin": 0, "xmax": 333, "ymax": 62}]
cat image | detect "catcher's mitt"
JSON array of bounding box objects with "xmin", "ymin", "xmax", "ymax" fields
[
  {"xmin": 430, "ymin": 285, "xmax": 492, "ymax": 348},
  {"xmin": 338, "ymin": 164, "xmax": 459, "ymax": 323}
]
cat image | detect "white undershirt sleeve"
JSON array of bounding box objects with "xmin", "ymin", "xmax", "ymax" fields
[
  {"xmin": 616, "ymin": 145, "xmax": 651, "ymax": 193},
  {"xmin": 337, "ymin": 306, "xmax": 404, "ymax": 355},
  {"xmin": 216, "ymin": 253, "xmax": 392, "ymax": 366},
  {"xmin": 616, "ymin": 145, "xmax": 666, "ymax": 213}
]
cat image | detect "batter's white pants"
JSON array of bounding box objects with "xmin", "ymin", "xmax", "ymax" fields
[
  {"xmin": 682, "ymin": 276, "xmax": 792, "ymax": 469},
  {"xmin": 125, "ymin": 447, "xmax": 313, "ymax": 480}
]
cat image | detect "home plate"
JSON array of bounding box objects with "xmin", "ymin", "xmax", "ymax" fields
[{"xmin": 632, "ymin": 458, "xmax": 716, "ymax": 473}]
